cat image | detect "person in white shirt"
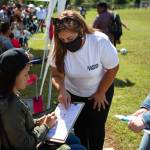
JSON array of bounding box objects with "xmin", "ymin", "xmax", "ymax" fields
[
  {"xmin": 51, "ymin": 10, "xmax": 119, "ymax": 150},
  {"xmin": 36, "ymin": 5, "xmax": 46, "ymax": 32}
]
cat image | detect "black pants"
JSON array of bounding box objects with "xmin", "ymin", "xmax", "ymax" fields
[{"xmin": 69, "ymin": 83, "xmax": 114, "ymax": 150}]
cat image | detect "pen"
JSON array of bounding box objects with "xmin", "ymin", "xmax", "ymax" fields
[{"xmin": 115, "ymin": 115, "xmax": 136, "ymax": 122}]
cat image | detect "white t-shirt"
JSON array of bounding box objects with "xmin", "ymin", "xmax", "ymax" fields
[
  {"xmin": 36, "ymin": 8, "xmax": 46, "ymax": 20},
  {"xmin": 51, "ymin": 31, "xmax": 119, "ymax": 97}
]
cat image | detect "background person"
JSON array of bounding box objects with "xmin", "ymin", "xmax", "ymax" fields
[
  {"xmin": 0, "ymin": 22, "xmax": 14, "ymax": 54},
  {"xmin": 9, "ymin": 32, "xmax": 21, "ymax": 48},
  {"xmin": 36, "ymin": 5, "xmax": 46, "ymax": 32},
  {"xmin": 93, "ymin": 2, "xmax": 123, "ymax": 46},
  {"xmin": 93, "ymin": 2, "xmax": 115, "ymax": 45},
  {"xmin": 79, "ymin": 6, "xmax": 86, "ymax": 19},
  {"xmin": 51, "ymin": 10, "xmax": 119, "ymax": 150}
]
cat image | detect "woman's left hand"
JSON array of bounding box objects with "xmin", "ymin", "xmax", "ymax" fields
[{"xmin": 89, "ymin": 91, "xmax": 109, "ymax": 111}]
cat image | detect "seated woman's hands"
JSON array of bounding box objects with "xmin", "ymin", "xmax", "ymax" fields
[
  {"xmin": 44, "ymin": 112, "xmax": 57, "ymax": 128},
  {"xmin": 37, "ymin": 112, "xmax": 57, "ymax": 128}
]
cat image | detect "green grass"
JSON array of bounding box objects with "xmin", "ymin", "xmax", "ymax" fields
[{"xmin": 26, "ymin": 8, "xmax": 150, "ymax": 150}]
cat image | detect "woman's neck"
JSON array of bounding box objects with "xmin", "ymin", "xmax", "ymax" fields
[{"xmin": 13, "ymin": 87, "xmax": 19, "ymax": 95}]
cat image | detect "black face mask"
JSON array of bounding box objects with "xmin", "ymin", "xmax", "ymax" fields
[{"xmin": 61, "ymin": 35, "xmax": 83, "ymax": 52}]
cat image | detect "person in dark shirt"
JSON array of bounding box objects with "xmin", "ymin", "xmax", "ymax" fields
[{"xmin": 93, "ymin": 2, "xmax": 115, "ymax": 45}]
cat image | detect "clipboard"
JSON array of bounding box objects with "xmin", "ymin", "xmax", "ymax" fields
[{"xmin": 46, "ymin": 102, "xmax": 85, "ymax": 143}]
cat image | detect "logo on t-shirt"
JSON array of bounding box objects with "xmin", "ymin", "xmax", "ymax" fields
[{"xmin": 87, "ymin": 64, "xmax": 99, "ymax": 71}]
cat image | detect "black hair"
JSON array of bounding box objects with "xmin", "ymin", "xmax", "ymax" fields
[
  {"xmin": 9, "ymin": 33, "xmax": 14, "ymax": 39},
  {"xmin": 0, "ymin": 22, "xmax": 10, "ymax": 34},
  {"xmin": 0, "ymin": 48, "xmax": 29, "ymax": 95},
  {"xmin": 0, "ymin": 67, "xmax": 21, "ymax": 95},
  {"xmin": 97, "ymin": 2, "xmax": 108, "ymax": 9},
  {"xmin": 16, "ymin": 3, "xmax": 22, "ymax": 9}
]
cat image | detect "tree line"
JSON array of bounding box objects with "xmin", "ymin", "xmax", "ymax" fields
[{"xmin": 1, "ymin": 0, "xmax": 149, "ymax": 8}]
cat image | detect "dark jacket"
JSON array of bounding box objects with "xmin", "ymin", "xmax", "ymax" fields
[{"xmin": 0, "ymin": 94, "xmax": 49, "ymax": 150}]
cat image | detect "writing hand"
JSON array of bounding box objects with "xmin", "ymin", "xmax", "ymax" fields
[
  {"xmin": 43, "ymin": 112, "xmax": 57, "ymax": 128},
  {"xmin": 36, "ymin": 115, "xmax": 47, "ymax": 126}
]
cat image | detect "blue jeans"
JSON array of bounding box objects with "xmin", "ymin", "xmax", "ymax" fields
[
  {"xmin": 38, "ymin": 133, "xmax": 86, "ymax": 150},
  {"xmin": 139, "ymin": 133, "xmax": 150, "ymax": 150},
  {"xmin": 66, "ymin": 133, "xmax": 87, "ymax": 150}
]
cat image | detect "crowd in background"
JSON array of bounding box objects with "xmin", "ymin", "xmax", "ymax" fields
[{"xmin": 0, "ymin": 3, "xmax": 47, "ymax": 54}]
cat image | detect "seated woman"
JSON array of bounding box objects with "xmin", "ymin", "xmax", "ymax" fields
[
  {"xmin": 128, "ymin": 94, "xmax": 150, "ymax": 150},
  {"xmin": 0, "ymin": 48, "xmax": 86, "ymax": 150}
]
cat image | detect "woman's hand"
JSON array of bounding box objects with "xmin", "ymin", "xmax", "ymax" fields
[
  {"xmin": 89, "ymin": 91, "xmax": 109, "ymax": 111},
  {"xmin": 43, "ymin": 112, "xmax": 57, "ymax": 128},
  {"xmin": 128, "ymin": 116, "xmax": 145, "ymax": 133},
  {"xmin": 36, "ymin": 115, "xmax": 47, "ymax": 126},
  {"xmin": 58, "ymin": 89, "xmax": 71, "ymax": 109},
  {"xmin": 51, "ymin": 67, "xmax": 70, "ymax": 109}
]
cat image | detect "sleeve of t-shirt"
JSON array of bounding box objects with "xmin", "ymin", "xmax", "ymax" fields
[{"xmin": 99, "ymin": 37, "xmax": 119, "ymax": 69}]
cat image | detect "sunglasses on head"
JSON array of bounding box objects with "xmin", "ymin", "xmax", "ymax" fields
[{"xmin": 52, "ymin": 17, "xmax": 80, "ymax": 31}]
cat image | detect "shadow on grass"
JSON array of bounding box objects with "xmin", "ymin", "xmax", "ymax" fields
[{"xmin": 114, "ymin": 78, "xmax": 135, "ymax": 88}]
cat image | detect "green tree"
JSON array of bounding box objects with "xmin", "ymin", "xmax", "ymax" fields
[
  {"xmin": 73, "ymin": 0, "xmax": 84, "ymax": 6},
  {"xmin": 0, "ymin": 0, "xmax": 8, "ymax": 5},
  {"xmin": 113, "ymin": 0, "xmax": 128, "ymax": 4}
]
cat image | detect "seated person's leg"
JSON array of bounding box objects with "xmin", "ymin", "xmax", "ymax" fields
[
  {"xmin": 139, "ymin": 133, "xmax": 150, "ymax": 150},
  {"xmin": 66, "ymin": 133, "xmax": 87, "ymax": 150},
  {"xmin": 69, "ymin": 144, "xmax": 86, "ymax": 150},
  {"xmin": 66, "ymin": 133, "xmax": 81, "ymax": 145}
]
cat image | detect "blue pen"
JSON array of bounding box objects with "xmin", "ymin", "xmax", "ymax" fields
[{"xmin": 115, "ymin": 115, "xmax": 136, "ymax": 122}]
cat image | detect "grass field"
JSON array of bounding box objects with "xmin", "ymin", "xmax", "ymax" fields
[{"xmin": 26, "ymin": 8, "xmax": 150, "ymax": 150}]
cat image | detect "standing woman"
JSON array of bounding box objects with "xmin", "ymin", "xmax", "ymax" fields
[{"xmin": 51, "ymin": 10, "xmax": 119, "ymax": 150}]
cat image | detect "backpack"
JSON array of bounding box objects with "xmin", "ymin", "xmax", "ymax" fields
[{"xmin": 108, "ymin": 13, "xmax": 122, "ymax": 42}]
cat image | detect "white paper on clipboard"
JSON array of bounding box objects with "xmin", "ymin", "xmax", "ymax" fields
[{"xmin": 46, "ymin": 102, "xmax": 85, "ymax": 143}]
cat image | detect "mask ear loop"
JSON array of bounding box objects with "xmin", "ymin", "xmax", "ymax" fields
[
  {"xmin": 78, "ymin": 28, "xmax": 85, "ymax": 39},
  {"xmin": 78, "ymin": 29, "xmax": 86, "ymax": 47}
]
